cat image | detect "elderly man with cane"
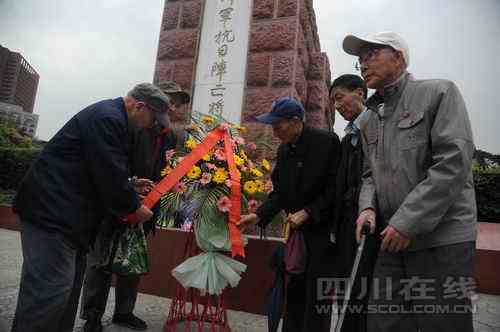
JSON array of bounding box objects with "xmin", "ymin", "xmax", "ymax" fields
[{"xmin": 344, "ymin": 31, "xmax": 477, "ymax": 332}]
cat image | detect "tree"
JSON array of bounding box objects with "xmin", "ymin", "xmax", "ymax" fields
[
  {"xmin": 475, "ymin": 149, "xmax": 500, "ymax": 167},
  {"xmin": 0, "ymin": 119, "xmax": 32, "ymax": 148}
]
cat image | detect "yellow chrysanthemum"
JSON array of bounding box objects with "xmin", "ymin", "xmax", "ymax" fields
[
  {"xmin": 201, "ymin": 115, "xmax": 215, "ymax": 125},
  {"xmin": 261, "ymin": 159, "xmax": 271, "ymax": 172},
  {"xmin": 202, "ymin": 153, "xmax": 212, "ymax": 161},
  {"xmin": 239, "ymin": 150, "xmax": 248, "ymax": 161},
  {"xmin": 185, "ymin": 124, "xmax": 199, "ymax": 131},
  {"xmin": 250, "ymin": 168, "xmax": 263, "ymax": 178},
  {"xmin": 234, "ymin": 125, "xmax": 247, "ymax": 133},
  {"xmin": 254, "ymin": 179, "xmax": 265, "ymax": 192},
  {"xmin": 185, "ymin": 138, "xmax": 197, "ymax": 150},
  {"xmin": 213, "ymin": 171, "xmax": 228, "ymax": 184},
  {"xmin": 243, "ymin": 181, "xmax": 257, "ymax": 195},
  {"xmin": 234, "ymin": 155, "xmax": 245, "ymax": 166},
  {"xmin": 187, "ymin": 165, "xmax": 202, "ymax": 179}
]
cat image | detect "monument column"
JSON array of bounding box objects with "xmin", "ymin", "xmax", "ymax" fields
[{"xmin": 154, "ymin": 0, "xmax": 333, "ymax": 147}]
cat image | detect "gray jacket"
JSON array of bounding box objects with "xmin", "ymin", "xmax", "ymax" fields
[{"xmin": 358, "ymin": 72, "xmax": 477, "ymax": 251}]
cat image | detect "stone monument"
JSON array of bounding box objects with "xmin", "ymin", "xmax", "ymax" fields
[{"xmin": 154, "ymin": 0, "xmax": 333, "ymax": 149}]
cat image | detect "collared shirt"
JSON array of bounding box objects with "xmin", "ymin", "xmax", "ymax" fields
[
  {"xmin": 344, "ymin": 108, "xmax": 368, "ymax": 147},
  {"xmin": 384, "ymin": 70, "xmax": 408, "ymax": 96},
  {"xmin": 373, "ymin": 71, "xmax": 408, "ymax": 118}
]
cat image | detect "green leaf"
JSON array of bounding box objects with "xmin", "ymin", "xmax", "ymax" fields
[
  {"xmin": 190, "ymin": 186, "xmax": 233, "ymax": 250},
  {"xmin": 192, "ymin": 185, "xmax": 229, "ymax": 227},
  {"xmin": 156, "ymin": 191, "xmax": 183, "ymax": 228}
]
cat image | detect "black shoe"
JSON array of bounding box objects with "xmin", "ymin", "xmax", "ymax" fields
[
  {"xmin": 83, "ymin": 317, "xmax": 103, "ymax": 332},
  {"xmin": 112, "ymin": 313, "xmax": 148, "ymax": 331}
]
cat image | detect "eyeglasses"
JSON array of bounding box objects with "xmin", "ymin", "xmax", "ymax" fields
[{"xmin": 355, "ymin": 47, "xmax": 394, "ymax": 71}]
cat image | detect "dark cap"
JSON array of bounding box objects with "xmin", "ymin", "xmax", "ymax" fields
[
  {"xmin": 129, "ymin": 83, "xmax": 169, "ymax": 112},
  {"xmin": 256, "ymin": 96, "xmax": 305, "ymax": 125},
  {"xmin": 157, "ymin": 81, "xmax": 191, "ymax": 105}
]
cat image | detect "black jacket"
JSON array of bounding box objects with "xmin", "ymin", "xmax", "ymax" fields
[
  {"xmin": 128, "ymin": 125, "xmax": 177, "ymax": 234},
  {"xmin": 334, "ymin": 133, "xmax": 364, "ymax": 233},
  {"xmin": 333, "ymin": 132, "xmax": 381, "ymax": 332},
  {"xmin": 13, "ymin": 98, "xmax": 140, "ymax": 249},
  {"xmin": 256, "ymin": 126, "xmax": 340, "ymax": 231},
  {"xmin": 256, "ymin": 125, "xmax": 340, "ymax": 331},
  {"xmin": 333, "ymin": 133, "xmax": 364, "ymax": 274},
  {"xmin": 128, "ymin": 125, "xmax": 177, "ymax": 182}
]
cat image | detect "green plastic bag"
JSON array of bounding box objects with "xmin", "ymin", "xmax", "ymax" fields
[{"xmin": 107, "ymin": 224, "xmax": 149, "ymax": 275}]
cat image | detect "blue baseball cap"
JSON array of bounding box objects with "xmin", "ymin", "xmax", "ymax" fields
[{"xmin": 256, "ymin": 97, "xmax": 305, "ymax": 124}]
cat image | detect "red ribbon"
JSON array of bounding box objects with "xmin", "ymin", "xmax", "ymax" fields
[
  {"xmin": 223, "ymin": 131, "xmax": 244, "ymax": 258},
  {"xmin": 127, "ymin": 126, "xmax": 245, "ymax": 258}
]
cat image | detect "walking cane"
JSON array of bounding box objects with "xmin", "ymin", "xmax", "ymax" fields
[{"xmin": 333, "ymin": 222, "xmax": 371, "ymax": 332}]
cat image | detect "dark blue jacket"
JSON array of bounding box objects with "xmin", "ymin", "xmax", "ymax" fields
[{"xmin": 14, "ymin": 98, "xmax": 140, "ymax": 249}]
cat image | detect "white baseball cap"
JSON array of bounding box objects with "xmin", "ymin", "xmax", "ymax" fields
[{"xmin": 343, "ymin": 31, "xmax": 410, "ymax": 67}]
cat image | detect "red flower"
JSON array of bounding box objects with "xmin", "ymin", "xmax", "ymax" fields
[
  {"xmin": 165, "ymin": 149, "xmax": 175, "ymax": 160},
  {"xmin": 234, "ymin": 136, "xmax": 245, "ymax": 145},
  {"xmin": 217, "ymin": 196, "xmax": 232, "ymax": 213},
  {"xmin": 214, "ymin": 148, "xmax": 226, "ymax": 161},
  {"xmin": 246, "ymin": 142, "xmax": 257, "ymax": 151},
  {"xmin": 219, "ymin": 123, "xmax": 231, "ymax": 131},
  {"xmin": 200, "ymin": 172, "xmax": 212, "ymax": 185},
  {"xmin": 174, "ymin": 182, "xmax": 187, "ymax": 193}
]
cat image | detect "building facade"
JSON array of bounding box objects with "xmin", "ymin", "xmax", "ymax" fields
[
  {"xmin": 0, "ymin": 102, "xmax": 39, "ymax": 137},
  {"xmin": 0, "ymin": 45, "xmax": 40, "ymax": 114}
]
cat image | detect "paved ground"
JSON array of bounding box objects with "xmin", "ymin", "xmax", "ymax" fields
[{"xmin": 1, "ymin": 228, "xmax": 499, "ymax": 332}]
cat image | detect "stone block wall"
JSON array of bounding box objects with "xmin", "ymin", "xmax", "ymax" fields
[
  {"xmin": 244, "ymin": 0, "xmax": 332, "ymax": 132},
  {"xmin": 154, "ymin": 0, "xmax": 333, "ymax": 147},
  {"xmin": 154, "ymin": 0, "xmax": 202, "ymax": 125},
  {"xmin": 243, "ymin": 0, "xmax": 332, "ymax": 156}
]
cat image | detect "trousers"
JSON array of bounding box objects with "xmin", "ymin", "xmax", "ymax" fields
[{"xmin": 12, "ymin": 220, "xmax": 86, "ymax": 332}]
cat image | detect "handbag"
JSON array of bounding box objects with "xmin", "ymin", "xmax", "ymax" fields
[
  {"xmin": 284, "ymin": 229, "xmax": 308, "ymax": 274},
  {"xmin": 103, "ymin": 224, "xmax": 149, "ymax": 275}
]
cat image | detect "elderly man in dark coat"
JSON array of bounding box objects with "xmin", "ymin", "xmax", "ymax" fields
[
  {"xmin": 80, "ymin": 81, "xmax": 190, "ymax": 332},
  {"xmin": 239, "ymin": 96, "xmax": 340, "ymax": 332},
  {"xmin": 330, "ymin": 74, "xmax": 380, "ymax": 332},
  {"xmin": 11, "ymin": 83, "xmax": 168, "ymax": 332}
]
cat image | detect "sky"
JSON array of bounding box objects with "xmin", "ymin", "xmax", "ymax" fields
[{"xmin": 0, "ymin": 0, "xmax": 499, "ymax": 153}]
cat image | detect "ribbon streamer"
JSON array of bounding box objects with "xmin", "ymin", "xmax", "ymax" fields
[{"xmin": 127, "ymin": 126, "xmax": 245, "ymax": 258}]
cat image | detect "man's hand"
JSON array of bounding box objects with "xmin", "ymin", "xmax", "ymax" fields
[
  {"xmin": 286, "ymin": 209, "xmax": 309, "ymax": 229},
  {"xmin": 134, "ymin": 204, "xmax": 154, "ymax": 224},
  {"xmin": 237, "ymin": 213, "xmax": 258, "ymax": 231},
  {"xmin": 355, "ymin": 208, "xmax": 376, "ymax": 243},
  {"xmin": 133, "ymin": 178, "xmax": 154, "ymax": 195},
  {"xmin": 381, "ymin": 225, "xmax": 410, "ymax": 252}
]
